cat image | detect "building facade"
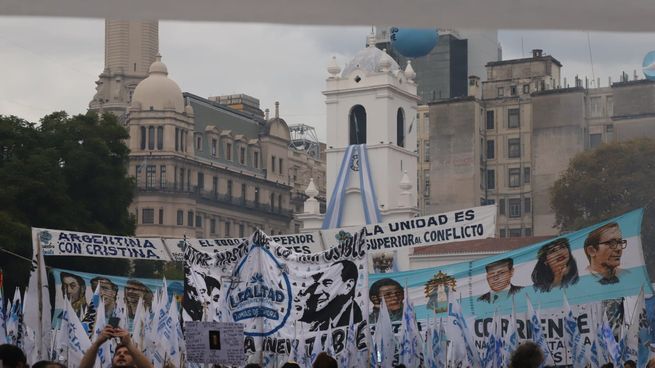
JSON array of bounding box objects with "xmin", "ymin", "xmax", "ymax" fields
[
  {"xmin": 88, "ymin": 21, "xmax": 326, "ymax": 238},
  {"xmin": 374, "ymin": 28, "xmax": 500, "ymax": 103},
  {"xmin": 428, "ymin": 48, "xmax": 655, "ymax": 237},
  {"xmin": 126, "ymin": 57, "xmax": 326, "ymax": 238}
]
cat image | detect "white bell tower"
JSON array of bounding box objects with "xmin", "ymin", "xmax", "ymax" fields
[
  {"xmin": 325, "ymin": 34, "xmax": 419, "ymax": 227},
  {"xmin": 299, "ymin": 33, "xmax": 419, "ymax": 233}
]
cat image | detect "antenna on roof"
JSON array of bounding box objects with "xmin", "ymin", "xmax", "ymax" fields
[{"xmin": 586, "ymin": 32, "xmax": 596, "ymax": 84}]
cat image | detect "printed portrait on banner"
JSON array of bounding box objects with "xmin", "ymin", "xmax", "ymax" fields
[
  {"xmin": 183, "ymin": 228, "xmax": 370, "ymax": 362},
  {"xmin": 367, "ymin": 209, "xmax": 652, "ymax": 366}
]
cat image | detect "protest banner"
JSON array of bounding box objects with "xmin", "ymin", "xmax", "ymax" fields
[
  {"xmin": 368, "ymin": 209, "xmax": 652, "ymax": 366},
  {"xmin": 33, "ymin": 228, "xmax": 170, "ymax": 261},
  {"xmin": 183, "ymin": 229, "xmax": 370, "ymax": 365}
]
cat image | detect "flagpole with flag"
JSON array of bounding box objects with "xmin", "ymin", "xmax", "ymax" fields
[
  {"xmin": 374, "ymin": 297, "xmax": 395, "ymax": 368},
  {"xmin": 503, "ymin": 296, "xmax": 518, "ymax": 368},
  {"xmin": 526, "ymin": 295, "xmax": 551, "ymax": 367},
  {"xmin": 563, "ymin": 293, "xmax": 585, "ymax": 368}
]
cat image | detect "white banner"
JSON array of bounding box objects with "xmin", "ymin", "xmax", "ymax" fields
[
  {"xmin": 164, "ymin": 232, "xmax": 323, "ymax": 262},
  {"xmin": 321, "ymin": 205, "xmax": 496, "ymax": 251},
  {"xmin": 32, "ymin": 227, "xmax": 170, "ymax": 261}
]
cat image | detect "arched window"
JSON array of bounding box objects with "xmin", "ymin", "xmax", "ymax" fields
[
  {"xmin": 397, "ymin": 108, "xmax": 405, "ymax": 147},
  {"xmin": 349, "ymin": 105, "xmax": 367, "ymax": 145}
]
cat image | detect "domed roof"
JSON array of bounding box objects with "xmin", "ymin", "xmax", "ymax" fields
[
  {"xmin": 132, "ymin": 54, "xmax": 185, "ymax": 112},
  {"xmin": 341, "ymin": 45, "xmax": 400, "ymax": 78}
]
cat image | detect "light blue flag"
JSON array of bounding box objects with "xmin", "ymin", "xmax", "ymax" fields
[
  {"xmin": 399, "ymin": 287, "xmax": 423, "ymax": 367},
  {"xmin": 595, "ymin": 318, "xmax": 609, "ymax": 363},
  {"xmin": 6, "ymin": 289, "xmax": 22, "ymax": 346},
  {"xmin": 503, "ymin": 299, "xmax": 518, "ymax": 368},
  {"xmin": 0, "ymin": 290, "xmax": 7, "ymax": 345},
  {"xmin": 425, "ymin": 319, "xmax": 446, "ymax": 368},
  {"xmin": 601, "ymin": 321, "xmax": 622, "ymax": 366},
  {"xmin": 590, "ymin": 338, "xmax": 600, "ymax": 368},
  {"xmin": 563, "ymin": 294, "xmax": 586, "ymax": 368},
  {"xmin": 481, "ymin": 312, "xmax": 500, "ymax": 368},
  {"xmin": 437, "ymin": 319, "xmax": 447, "ymax": 368},
  {"xmin": 447, "ymin": 295, "xmax": 481, "ymax": 368},
  {"xmin": 424, "ymin": 324, "xmax": 436, "ymax": 368},
  {"xmin": 526, "ymin": 296, "xmax": 551, "ymax": 367}
]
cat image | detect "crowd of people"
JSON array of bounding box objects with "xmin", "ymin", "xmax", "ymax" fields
[{"xmin": 0, "ymin": 330, "xmax": 623, "ymax": 368}]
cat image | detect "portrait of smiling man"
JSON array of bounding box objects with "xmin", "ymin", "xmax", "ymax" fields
[
  {"xmin": 298, "ymin": 259, "xmax": 363, "ymax": 331},
  {"xmin": 584, "ymin": 222, "xmax": 628, "ymax": 285},
  {"xmin": 477, "ymin": 257, "xmax": 523, "ymax": 303}
]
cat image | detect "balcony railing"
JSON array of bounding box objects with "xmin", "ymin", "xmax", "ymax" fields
[{"xmin": 136, "ymin": 182, "xmax": 293, "ymax": 219}]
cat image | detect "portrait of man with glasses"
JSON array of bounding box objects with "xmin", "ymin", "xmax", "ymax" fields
[{"xmin": 583, "ymin": 222, "xmax": 628, "ymax": 285}]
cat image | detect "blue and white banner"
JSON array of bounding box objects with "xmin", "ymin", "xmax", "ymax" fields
[
  {"xmin": 183, "ymin": 229, "xmax": 370, "ymax": 365},
  {"xmin": 368, "ymin": 209, "xmax": 652, "ymax": 365},
  {"xmin": 49, "ymin": 268, "xmax": 182, "ymax": 324}
]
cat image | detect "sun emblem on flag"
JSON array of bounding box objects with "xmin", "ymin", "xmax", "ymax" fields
[{"xmin": 349, "ymin": 151, "xmax": 360, "ymax": 171}]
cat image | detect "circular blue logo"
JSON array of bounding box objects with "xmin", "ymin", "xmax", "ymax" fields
[{"xmin": 226, "ymin": 243, "xmax": 292, "ymax": 337}]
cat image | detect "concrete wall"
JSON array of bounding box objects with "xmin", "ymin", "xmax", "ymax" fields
[
  {"xmin": 531, "ymin": 89, "xmax": 585, "ymax": 236},
  {"xmin": 428, "ymin": 98, "xmax": 480, "ymax": 212}
]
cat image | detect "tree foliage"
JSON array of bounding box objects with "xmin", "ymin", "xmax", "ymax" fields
[
  {"xmin": 0, "ymin": 112, "xmax": 136, "ymax": 290},
  {"xmin": 551, "ymin": 138, "xmax": 655, "ymax": 277}
]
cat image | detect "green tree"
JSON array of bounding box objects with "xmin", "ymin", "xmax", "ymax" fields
[
  {"xmin": 550, "ymin": 138, "xmax": 655, "ymax": 277},
  {"xmin": 0, "ymin": 112, "xmax": 137, "ymax": 291}
]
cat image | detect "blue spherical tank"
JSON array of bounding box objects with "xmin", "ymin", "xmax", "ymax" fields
[
  {"xmin": 390, "ymin": 27, "xmax": 439, "ymax": 58},
  {"xmin": 643, "ymin": 51, "xmax": 655, "ymax": 81}
]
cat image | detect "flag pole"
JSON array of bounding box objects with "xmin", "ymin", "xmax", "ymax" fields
[{"xmin": 36, "ymin": 235, "xmax": 44, "ymax": 360}]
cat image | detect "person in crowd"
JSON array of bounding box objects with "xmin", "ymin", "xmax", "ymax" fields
[
  {"xmin": 298, "ymin": 260, "xmax": 362, "ymax": 331},
  {"xmin": 244, "ymin": 364, "xmax": 262, "ymax": 368},
  {"xmin": 646, "ymin": 358, "xmax": 655, "ymax": 368},
  {"xmin": 601, "ymin": 363, "xmax": 615, "ymax": 368},
  {"xmin": 624, "ymin": 360, "xmax": 637, "ymax": 368},
  {"xmin": 79, "ymin": 325, "xmax": 152, "ymax": 368},
  {"xmin": 0, "ymin": 344, "xmax": 27, "ymax": 368},
  {"xmin": 368, "ymin": 278, "xmax": 404, "ymax": 323},
  {"xmin": 509, "ymin": 341, "xmax": 544, "ymax": 368},
  {"xmin": 477, "ymin": 258, "xmax": 523, "ymax": 303},
  {"xmin": 584, "ymin": 222, "xmax": 627, "ymax": 284},
  {"xmin": 32, "ymin": 361, "xmax": 66, "ymax": 368},
  {"xmin": 90, "ymin": 276, "xmax": 119, "ymax": 317},
  {"xmin": 531, "ymin": 238, "xmax": 579, "ymax": 292},
  {"xmin": 281, "ymin": 362, "xmax": 301, "ymax": 368},
  {"xmin": 60, "ymin": 272, "xmax": 87, "ymax": 316},
  {"xmin": 312, "ymin": 352, "xmax": 337, "ymax": 368},
  {"xmin": 124, "ymin": 279, "xmax": 154, "ymax": 319},
  {"xmin": 394, "ymin": 365, "xmax": 407, "ymax": 368}
]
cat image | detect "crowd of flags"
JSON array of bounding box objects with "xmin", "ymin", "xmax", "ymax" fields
[
  {"xmin": 0, "ymin": 275, "xmax": 185, "ymax": 368},
  {"xmin": 366, "ymin": 287, "xmax": 653, "ymax": 368},
  {"xmin": 0, "ymin": 261, "xmax": 653, "ymax": 368}
]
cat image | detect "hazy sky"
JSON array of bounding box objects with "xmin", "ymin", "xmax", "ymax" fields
[{"xmin": 1, "ymin": 16, "xmax": 653, "ymax": 140}]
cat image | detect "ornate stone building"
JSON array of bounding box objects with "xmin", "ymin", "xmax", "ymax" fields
[{"xmin": 89, "ymin": 20, "xmax": 326, "ymax": 238}]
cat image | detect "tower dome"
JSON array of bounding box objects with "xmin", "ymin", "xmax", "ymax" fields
[
  {"xmin": 341, "ymin": 44, "xmax": 400, "ymax": 78},
  {"xmin": 132, "ymin": 54, "xmax": 185, "ymax": 112}
]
